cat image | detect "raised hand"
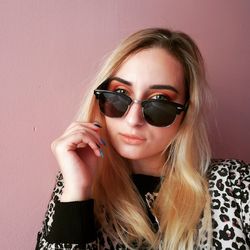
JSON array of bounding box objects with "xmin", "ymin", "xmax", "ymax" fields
[{"xmin": 50, "ymin": 121, "xmax": 105, "ymax": 201}]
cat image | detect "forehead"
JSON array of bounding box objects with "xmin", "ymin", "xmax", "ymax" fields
[{"xmin": 114, "ymin": 47, "xmax": 185, "ymax": 94}]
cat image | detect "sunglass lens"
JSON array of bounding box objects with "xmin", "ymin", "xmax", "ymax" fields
[
  {"xmin": 143, "ymin": 101, "xmax": 177, "ymax": 127},
  {"xmin": 99, "ymin": 92, "xmax": 130, "ymax": 117}
]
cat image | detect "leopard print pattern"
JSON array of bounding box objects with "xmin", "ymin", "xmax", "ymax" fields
[
  {"xmin": 207, "ymin": 159, "xmax": 249, "ymax": 249},
  {"xmin": 35, "ymin": 173, "xmax": 98, "ymax": 250},
  {"xmin": 145, "ymin": 192, "xmax": 158, "ymax": 209},
  {"xmin": 36, "ymin": 159, "xmax": 250, "ymax": 249}
]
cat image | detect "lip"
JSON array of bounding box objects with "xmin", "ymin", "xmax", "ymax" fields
[
  {"xmin": 119, "ymin": 133, "xmax": 146, "ymax": 144},
  {"xmin": 119, "ymin": 133, "xmax": 145, "ymax": 140}
]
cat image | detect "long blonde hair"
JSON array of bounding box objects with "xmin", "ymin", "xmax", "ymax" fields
[{"xmin": 74, "ymin": 28, "xmax": 212, "ymax": 249}]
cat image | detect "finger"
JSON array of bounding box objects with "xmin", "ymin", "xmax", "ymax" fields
[
  {"xmin": 63, "ymin": 131, "xmax": 103, "ymax": 156},
  {"xmin": 75, "ymin": 133, "xmax": 102, "ymax": 157},
  {"xmin": 63, "ymin": 122, "xmax": 102, "ymax": 136},
  {"xmin": 63, "ymin": 126, "xmax": 103, "ymax": 145},
  {"xmin": 65, "ymin": 121, "xmax": 102, "ymax": 131}
]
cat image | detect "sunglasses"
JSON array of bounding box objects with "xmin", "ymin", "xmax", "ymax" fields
[{"xmin": 94, "ymin": 79, "xmax": 188, "ymax": 127}]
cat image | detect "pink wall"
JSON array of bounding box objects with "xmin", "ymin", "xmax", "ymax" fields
[{"xmin": 1, "ymin": 1, "xmax": 249, "ymax": 249}]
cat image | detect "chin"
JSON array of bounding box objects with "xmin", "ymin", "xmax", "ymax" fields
[
  {"xmin": 109, "ymin": 140, "xmax": 149, "ymax": 160},
  {"xmin": 116, "ymin": 148, "xmax": 146, "ymax": 160}
]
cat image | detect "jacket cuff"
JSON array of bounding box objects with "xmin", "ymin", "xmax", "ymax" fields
[{"xmin": 45, "ymin": 199, "xmax": 96, "ymax": 244}]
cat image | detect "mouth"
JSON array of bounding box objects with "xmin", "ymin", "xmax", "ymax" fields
[{"xmin": 119, "ymin": 133, "xmax": 146, "ymax": 144}]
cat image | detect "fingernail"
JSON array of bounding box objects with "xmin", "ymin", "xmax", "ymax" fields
[
  {"xmin": 93, "ymin": 122, "xmax": 102, "ymax": 128},
  {"xmin": 100, "ymin": 138, "xmax": 106, "ymax": 146},
  {"xmin": 99, "ymin": 149, "xmax": 104, "ymax": 158},
  {"xmin": 96, "ymin": 143, "xmax": 100, "ymax": 148}
]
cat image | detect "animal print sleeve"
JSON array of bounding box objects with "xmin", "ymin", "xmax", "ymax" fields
[
  {"xmin": 35, "ymin": 171, "xmax": 98, "ymax": 250},
  {"xmin": 239, "ymin": 160, "xmax": 250, "ymax": 245},
  {"xmin": 208, "ymin": 159, "xmax": 250, "ymax": 249}
]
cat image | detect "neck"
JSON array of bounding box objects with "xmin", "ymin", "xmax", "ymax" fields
[{"xmin": 130, "ymin": 155, "xmax": 165, "ymax": 177}]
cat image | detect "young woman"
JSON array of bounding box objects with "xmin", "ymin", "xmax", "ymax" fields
[{"xmin": 35, "ymin": 28, "xmax": 249, "ymax": 249}]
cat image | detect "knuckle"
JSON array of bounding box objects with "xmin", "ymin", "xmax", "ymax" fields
[
  {"xmin": 51, "ymin": 141, "xmax": 59, "ymax": 154},
  {"xmin": 54, "ymin": 143, "xmax": 65, "ymax": 154},
  {"xmin": 67, "ymin": 121, "xmax": 82, "ymax": 130},
  {"xmin": 50, "ymin": 140, "xmax": 57, "ymax": 151},
  {"xmin": 51, "ymin": 138, "xmax": 64, "ymax": 153},
  {"xmin": 72, "ymin": 125, "xmax": 86, "ymax": 133}
]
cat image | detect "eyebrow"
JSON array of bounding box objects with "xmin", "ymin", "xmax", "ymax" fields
[{"xmin": 110, "ymin": 76, "xmax": 179, "ymax": 94}]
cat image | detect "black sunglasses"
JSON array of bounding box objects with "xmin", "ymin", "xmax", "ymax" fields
[{"xmin": 94, "ymin": 79, "xmax": 188, "ymax": 127}]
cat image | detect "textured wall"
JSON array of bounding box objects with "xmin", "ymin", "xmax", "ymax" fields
[{"xmin": 0, "ymin": 1, "xmax": 249, "ymax": 249}]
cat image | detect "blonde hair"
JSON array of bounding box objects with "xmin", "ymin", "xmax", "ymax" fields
[{"xmin": 74, "ymin": 28, "xmax": 212, "ymax": 249}]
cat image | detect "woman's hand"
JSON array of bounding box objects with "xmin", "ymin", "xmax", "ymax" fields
[{"xmin": 50, "ymin": 121, "xmax": 105, "ymax": 201}]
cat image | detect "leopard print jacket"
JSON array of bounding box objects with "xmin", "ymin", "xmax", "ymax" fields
[{"xmin": 35, "ymin": 159, "xmax": 250, "ymax": 249}]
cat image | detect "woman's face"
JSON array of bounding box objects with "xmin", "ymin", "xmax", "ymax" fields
[{"xmin": 104, "ymin": 47, "xmax": 186, "ymax": 174}]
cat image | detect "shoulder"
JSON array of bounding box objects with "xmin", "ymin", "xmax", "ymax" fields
[
  {"xmin": 206, "ymin": 158, "xmax": 249, "ymax": 207},
  {"xmin": 206, "ymin": 159, "xmax": 250, "ymax": 247},
  {"xmin": 206, "ymin": 158, "xmax": 249, "ymax": 184},
  {"xmin": 206, "ymin": 158, "xmax": 249, "ymax": 206},
  {"xmin": 206, "ymin": 158, "xmax": 249, "ymax": 201}
]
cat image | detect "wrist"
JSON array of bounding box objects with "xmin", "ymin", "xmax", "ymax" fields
[{"xmin": 60, "ymin": 186, "xmax": 92, "ymax": 202}]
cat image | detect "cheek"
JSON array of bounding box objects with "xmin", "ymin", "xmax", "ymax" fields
[
  {"xmin": 105, "ymin": 117, "xmax": 113, "ymax": 131},
  {"xmin": 104, "ymin": 115, "xmax": 183, "ymax": 141},
  {"xmin": 153, "ymin": 125, "xmax": 179, "ymax": 147},
  {"xmin": 104, "ymin": 117, "xmax": 120, "ymax": 139},
  {"xmin": 103, "ymin": 114, "xmax": 183, "ymax": 160},
  {"xmin": 153, "ymin": 115, "xmax": 184, "ymax": 147}
]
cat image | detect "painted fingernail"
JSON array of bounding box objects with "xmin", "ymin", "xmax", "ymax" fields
[
  {"xmin": 93, "ymin": 122, "xmax": 102, "ymax": 128},
  {"xmin": 100, "ymin": 138, "xmax": 106, "ymax": 146},
  {"xmin": 96, "ymin": 143, "xmax": 100, "ymax": 148},
  {"xmin": 99, "ymin": 149, "xmax": 104, "ymax": 158}
]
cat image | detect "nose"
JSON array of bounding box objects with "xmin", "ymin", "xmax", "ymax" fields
[{"xmin": 124, "ymin": 101, "xmax": 145, "ymax": 127}]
